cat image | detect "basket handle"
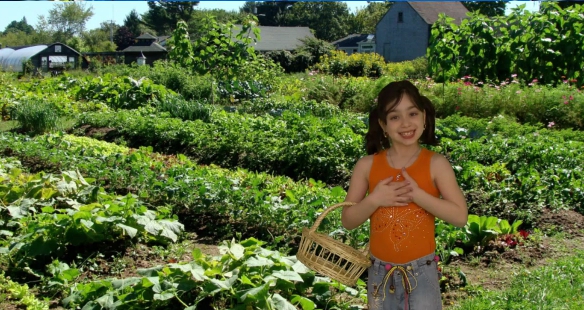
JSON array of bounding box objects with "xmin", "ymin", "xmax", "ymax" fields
[
  {"xmin": 309, "ymin": 201, "xmax": 356, "ymax": 233},
  {"xmin": 311, "ymin": 201, "xmax": 371, "ymax": 256}
]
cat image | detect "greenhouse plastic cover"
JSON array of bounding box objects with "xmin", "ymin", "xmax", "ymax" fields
[{"xmin": 0, "ymin": 45, "xmax": 47, "ymax": 72}]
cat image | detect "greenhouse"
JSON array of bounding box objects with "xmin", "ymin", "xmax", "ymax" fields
[{"xmin": 0, "ymin": 43, "xmax": 81, "ymax": 73}]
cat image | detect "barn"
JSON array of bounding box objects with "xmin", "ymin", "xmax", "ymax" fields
[{"xmin": 0, "ymin": 42, "xmax": 82, "ymax": 73}]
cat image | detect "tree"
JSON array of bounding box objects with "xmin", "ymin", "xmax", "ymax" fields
[
  {"xmin": 31, "ymin": 16, "xmax": 54, "ymax": 45},
  {"xmin": 240, "ymin": 1, "xmax": 295, "ymax": 26},
  {"xmin": 186, "ymin": 9, "xmax": 248, "ymax": 40},
  {"xmin": 46, "ymin": 2, "xmax": 94, "ymax": 39},
  {"xmin": 462, "ymin": 1, "xmax": 507, "ymax": 17},
  {"xmin": 141, "ymin": 1, "xmax": 200, "ymax": 35},
  {"xmin": 549, "ymin": 1, "xmax": 582, "ymax": 10},
  {"xmin": 114, "ymin": 26, "xmax": 135, "ymax": 51},
  {"xmin": 124, "ymin": 9, "xmax": 143, "ymax": 37},
  {"xmin": 0, "ymin": 31, "xmax": 33, "ymax": 47},
  {"xmin": 282, "ymin": 2, "xmax": 352, "ymax": 42},
  {"xmin": 3, "ymin": 17, "xmax": 34, "ymax": 35},
  {"xmin": 349, "ymin": 2, "xmax": 393, "ymax": 34},
  {"xmin": 82, "ymin": 26, "xmax": 117, "ymax": 52}
]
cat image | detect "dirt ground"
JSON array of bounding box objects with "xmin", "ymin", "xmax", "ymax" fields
[{"xmin": 442, "ymin": 208, "xmax": 584, "ymax": 308}]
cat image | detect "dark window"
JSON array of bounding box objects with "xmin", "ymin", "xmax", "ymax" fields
[{"xmin": 398, "ymin": 12, "xmax": 403, "ymax": 23}]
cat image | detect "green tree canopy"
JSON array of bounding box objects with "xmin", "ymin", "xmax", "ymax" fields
[
  {"xmin": 349, "ymin": 1, "xmax": 393, "ymax": 34},
  {"xmin": 124, "ymin": 9, "xmax": 143, "ymax": 38},
  {"xmin": 46, "ymin": 2, "xmax": 94, "ymax": 40},
  {"xmin": 462, "ymin": 1, "xmax": 507, "ymax": 16},
  {"xmin": 114, "ymin": 26, "xmax": 135, "ymax": 51},
  {"xmin": 282, "ymin": 2, "xmax": 352, "ymax": 42},
  {"xmin": 3, "ymin": 17, "xmax": 34, "ymax": 35},
  {"xmin": 141, "ymin": 1, "xmax": 200, "ymax": 35},
  {"xmin": 240, "ymin": 1, "xmax": 295, "ymax": 26}
]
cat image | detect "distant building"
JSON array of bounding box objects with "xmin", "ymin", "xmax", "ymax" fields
[
  {"xmin": 331, "ymin": 34, "xmax": 376, "ymax": 56},
  {"xmin": 375, "ymin": 1, "xmax": 469, "ymax": 62},
  {"xmin": 122, "ymin": 33, "xmax": 168, "ymax": 65},
  {"xmin": 0, "ymin": 42, "xmax": 82, "ymax": 72},
  {"xmin": 232, "ymin": 25, "xmax": 315, "ymax": 51}
]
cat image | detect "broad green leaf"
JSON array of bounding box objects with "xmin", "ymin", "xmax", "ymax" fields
[
  {"xmin": 80, "ymin": 219, "xmax": 94, "ymax": 230},
  {"xmin": 95, "ymin": 293, "xmax": 115, "ymax": 309},
  {"xmin": 192, "ymin": 248, "xmax": 203, "ymax": 261},
  {"xmin": 111, "ymin": 277, "xmax": 141, "ymax": 289},
  {"xmin": 245, "ymin": 256, "xmax": 274, "ymax": 267},
  {"xmin": 499, "ymin": 219, "xmax": 511, "ymax": 234},
  {"xmin": 511, "ymin": 219, "xmax": 523, "ymax": 233},
  {"xmin": 271, "ymin": 293, "xmax": 297, "ymax": 310},
  {"xmin": 291, "ymin": 295, "xmax": 316, "ymax": 310},
  {"xmin": 239, "ymin": 283, "xmax": 269, "ymax": 302},
  {"xmin": 41, "ymin": 206, "xmax": 55, "ymax": 213},
  {"xmin": 292, "ymin": 260, "xmax": 311, "ymax": 274},
  {"xmin": 230, "ymin": 242, "xmax": 245, "ymax": 260},
  {"xmin": 154, "ymin": 291, "xmax": 175, "ymax": 301},
  {"xmin": 271, "ymin": 270, "xmax": 303, "ymax": 282},
  {"xmin": 116, "ymin": 223, "xmax": 138, "ymax": 238},
  {"xmin": 240, "ymin": 275, "xmax": 254, "ymax": 286}
]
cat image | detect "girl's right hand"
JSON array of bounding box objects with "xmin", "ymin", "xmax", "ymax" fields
[{"xmin": 370, "ymin": 177, "xmax": 413, "ymax": 207}]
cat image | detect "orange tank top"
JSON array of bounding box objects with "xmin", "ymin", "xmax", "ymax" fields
[{"xmin": 368, "ymin": 147, "xmax": 440, "ymax": 263}]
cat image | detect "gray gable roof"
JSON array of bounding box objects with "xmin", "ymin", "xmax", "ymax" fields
[
  {"xmin": 233, "ymin": 26, "xmax": 315, "ymax": 51},
  {"xmin": 122, "ymin": 42, "xmax": 166, "ymax": 53},
  {"xmin": 407, "ymin": 1, "xmax": 469, "ymax": 25},
  {"xmin": 136, "ymin": 33, "xmax": 158, "ymax": 40},
  {"xmin": 331, "ymin": 34, "xmax": 373, "ymax": 48}
]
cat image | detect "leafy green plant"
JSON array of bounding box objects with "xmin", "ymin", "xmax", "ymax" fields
[
  {"xmin": 428, "ymin": 3, "xmax": 584, "ymax": 87},
  {"xmin": 153, "ymin": 94, "xmax": 213, "ymax": 122},
  {"xmin": 0, "ymin": 272, "xmax": 50, "ymax": 310},
  {"xmin": 11, "ymin": 98, "xmax": 61, "ymax": 134},
  {"xmin": 0, "ymin": 166, "xmax": 185, "ymax": 268},
  {"xmin": 464, "ymin": 215, "xmax": 523, "ymax": 247},
  {"xmin": 62, "ymin": 238, "xmax": 366, "ymax": 310}
]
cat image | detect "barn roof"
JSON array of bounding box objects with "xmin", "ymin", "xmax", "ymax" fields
[
  {"xmin": 232, "ymin": 25, "xmax": 315, "ymax": 51},
  {"xmin": 407, "ymin": 1, "xmax": 469, "ymax": 25}
]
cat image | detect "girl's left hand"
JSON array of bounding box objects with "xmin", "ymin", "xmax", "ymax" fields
[{"xmin": 399, "ymin": 168, "xmax": 421, "ymax": 201}]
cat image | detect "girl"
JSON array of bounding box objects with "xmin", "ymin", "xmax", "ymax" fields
[{"xmin": 341, "ymin": 80, "xmax": 468, "ymax": 310}]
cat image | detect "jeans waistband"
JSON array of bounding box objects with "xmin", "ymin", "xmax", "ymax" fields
[{"xmin": 369, "ymin": 252, "xmax": 439, "ymax": 274}]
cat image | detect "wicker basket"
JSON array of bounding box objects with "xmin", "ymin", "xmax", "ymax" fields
[{"xmin": 297, "ymin": 202, "xmax": 371, "ymax": 287}]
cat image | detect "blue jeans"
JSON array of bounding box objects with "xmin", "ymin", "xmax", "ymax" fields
[{"xmin": 367, "ymin": 252, "xmax": 442, "ymax": 310}]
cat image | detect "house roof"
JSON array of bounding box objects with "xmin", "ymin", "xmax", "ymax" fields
[
  {"xmin": 331, "ymin": 34, "xmax": 374, "ymax": 48},
  {"xmin": 122, "ymin": 42, "xmax": 167, "ymax": 53},
  {"xmin": 136, "ymin": 33, "xmax": 158, "ymax": 40},
  {"xmin": 232, "ymin": 26, "xmax": 315, "ymax": 51},
  {"xmin": 407, "ymin": 1, "xmax": 469, "ymax": 25}
]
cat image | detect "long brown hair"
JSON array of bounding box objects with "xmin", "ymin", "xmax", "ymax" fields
[{"xmin": 365, "ymin": 80, "xmax": 438, "ymax": 155}]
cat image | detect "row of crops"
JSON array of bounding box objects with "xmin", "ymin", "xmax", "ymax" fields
[{"xmin": 1, "ymin": 68, "xmax": 583, "ymax": 309}]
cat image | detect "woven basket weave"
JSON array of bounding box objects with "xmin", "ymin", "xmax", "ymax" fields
[{"xmin": 297, "ymin": 202, "xmax": 371, "ymax": 287}]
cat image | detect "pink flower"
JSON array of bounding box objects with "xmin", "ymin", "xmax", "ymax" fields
[
  {"xmin": 464, "ymin": 81, "xmax": 471, "ymax": 86},
  {"xmin": 426, "ymin": 77, "xmax": 432, "ymax": 81},
  {"xmin": 516, "ymin": 90, "xmax": 521, "ymax": 94},
  {"xmin": 511, "ymin": 74, "xmax": 517, "ymax": 78},
  {"xmin": 564, "ymin": 101, "xmax": 569, "ymax": 104},
  {"xmin": 570, "ymin": 95, "xmax": 574, "ymax": 100},
  {"xmin": 478, "ymin": 81, "xmax": 484, "ymax": 85},
  {"xmin": 548, "ymin": 121, "xmax": 555, "ymax": 128},
  {"xmin": 532, "ymin": 79, "xmax": 538, "ymax": 83}
]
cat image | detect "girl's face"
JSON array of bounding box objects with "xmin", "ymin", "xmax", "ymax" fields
[{"xmin": 378, "ymin": 94, "xmax": 426, "ymax": 146}]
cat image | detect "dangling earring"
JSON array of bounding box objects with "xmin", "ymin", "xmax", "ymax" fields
[{"xmin": 383, "ymin": 131, "xmax": 388, "ymax": 138}]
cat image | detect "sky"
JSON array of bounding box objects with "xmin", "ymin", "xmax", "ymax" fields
[{"xmin": 0, "ymin": 1, "xmax": 541, "ymax": 32}]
